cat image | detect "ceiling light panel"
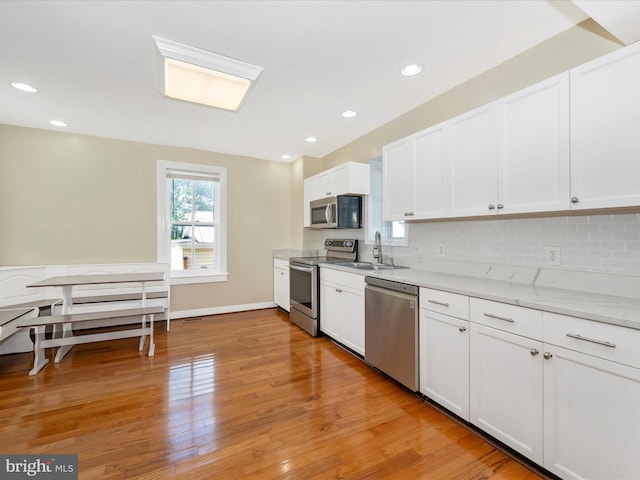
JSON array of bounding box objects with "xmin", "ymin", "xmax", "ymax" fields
[{"xmin": 153, "ymin": 36, "xmax": 263, "ymax": 112}]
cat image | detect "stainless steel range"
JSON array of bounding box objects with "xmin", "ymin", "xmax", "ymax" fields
[{"xmin": 289, "ymin": 238, "xmax": 358, "ymax": 336}]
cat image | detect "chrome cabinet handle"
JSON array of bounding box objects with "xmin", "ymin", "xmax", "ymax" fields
[
  {"xmin": 530, "ymin": 349, "xmax": 539, "ymax": 356},
  {"xmin": 571, "ymin": 196, "xmax": 580, "ymax": 204},
  {"xmin": 488, "ymin": 204, "xmax": 495, "ymax": 210},
  {"xmin": 566, "ymin": 333, "xmax": 616, "ymax": 348},
  {"xmin": 335, "ymin": 288, "xmax": 342, "ymax": 293},
  {"xmin": 483, "ymin": 313, "xmax": 515, "ymax": 323},
  {"xmin": 497, "ymin": 203, "xmax": 504, "ymax": 209},
  {"xmin": 403, "ymin": 211, "xmax": 414, "ymax": 216},
  {"xmin": 459, "ymin": 326, "xmax": 467, "ymax": 333},
  {"xmin": 428, "ymin": 299, "xmax": 450, "ymax": 307},
  {"xmin": 543, "ymin": 352, "xmax": 553, "ymax": 359}
]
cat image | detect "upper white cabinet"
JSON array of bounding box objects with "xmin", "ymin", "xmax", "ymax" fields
[
  {"xmin": 497, "ymin": 73, "xmax": 570, "ymax": 214},
  {"xmin": 383, "ymin": 125, "xmax": 447, "ymax": 221},
  {"xmin": 303, "ymin": 162, "xmax": 370, "ymax": 227},
  {"xmin": 570, "ymin": 41, "xmax": 640, "ymax": 210},
  {"xmin": 447, "ymin": 104, "xmax": 498, "ymax": 217}
]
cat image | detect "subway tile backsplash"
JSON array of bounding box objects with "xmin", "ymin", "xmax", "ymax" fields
[{"xmin": 405, "ymin": 213, "xmax": 640, "ymax": 275}]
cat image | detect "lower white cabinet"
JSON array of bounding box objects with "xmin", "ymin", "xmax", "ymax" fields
[
  {"xmin": 273, "ymin": 258, "xmax": 289, "ymax": 312},
  {"xmin": 469, "ymin": 323, "xmax": 544, "ymax": 464},
  {"xmin": 320, "ymin": 268, "xmax": 365, "ymax": 355},
  {"xmin": 419, "ymin": 309, "xmax": 469, "ymax": 420},
  {"xmin": 543, "ymin": 344, "xmax": 640, "ymax": 480}
]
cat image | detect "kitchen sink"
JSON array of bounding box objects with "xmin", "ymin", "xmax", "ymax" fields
[{"xmin": 334, "ymin": 262, "xmax": 407, "ymax": 271}]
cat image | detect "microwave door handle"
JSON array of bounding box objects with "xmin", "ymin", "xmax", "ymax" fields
[{"xmin": 325, "ymin": 204, "xmax": 332, "ymax": 224}]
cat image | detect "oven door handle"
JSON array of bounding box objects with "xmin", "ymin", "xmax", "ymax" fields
[{"xmin": 289, "ymin": 264, "xmax": 314, "ymax": 273}]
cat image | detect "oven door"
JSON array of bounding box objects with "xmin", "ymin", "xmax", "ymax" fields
[{"xmin": 289, "ymin": 263, "xmax": 317, "ymax": 319}]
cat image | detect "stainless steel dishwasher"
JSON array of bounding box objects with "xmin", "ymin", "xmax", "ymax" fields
[{"xmin": 364, "ymin": 276, "xmax": 419, "ymax": 391}]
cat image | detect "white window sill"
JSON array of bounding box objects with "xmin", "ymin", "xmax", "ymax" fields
[{"xmin": 170, "ymin": 272, "xmax": 229, "ymax": 285}]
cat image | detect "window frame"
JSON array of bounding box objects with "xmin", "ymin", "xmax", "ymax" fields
[{"xmin": 157, "ymin": 160, "xmax": 228, "ymax": 285}]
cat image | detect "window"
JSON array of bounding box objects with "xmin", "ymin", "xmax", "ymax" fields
[
  {"xmin": 157, "ymin": 161, "xmax": 227, "ymax": 284},
  {"xmin": 366, "ymin": 156, "xmax": 408, "ymax": 246}
]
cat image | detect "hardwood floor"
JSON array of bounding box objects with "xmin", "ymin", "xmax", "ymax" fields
[{"xmin": 0, "ymin": 309, "xmax": 545, "ymax": 479}]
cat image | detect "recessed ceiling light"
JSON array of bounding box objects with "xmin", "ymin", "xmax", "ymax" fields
[
  {"xmin": 49, "ymin": 120, "xmax": 68, "ymax": 127},
  {"xmin": 305, "ymin": 137, "xmax": 317, "ymax": 143},
  {"xmin": 342, "ymin": 110, "xmax": 357, "ymax": 118},
  {"xmin": 281, "ymin": 154, "xmax": 292, "ymax": 160},
  {"xmin": 400, "ymin": 64, "xmax": 423, "ymax": 76},
  {"xmin": 11, "ymin": 82, "xmax": 38, "ymax": 93},
  {"xmin": 154, "ymin": 36, "xmax": 263, "ymax": 112}
]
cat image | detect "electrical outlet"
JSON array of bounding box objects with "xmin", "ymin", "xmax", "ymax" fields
[
  {"xmin": 546, "ymin": 246, "xmax": 561, "ymax": 265},
  {"xmin": 409, "ymin": 242, "xmax": 422, "ymax": 254},
  {"xmin": 437, "ymin": 244, "xmax": 445, "ymax": 257}
]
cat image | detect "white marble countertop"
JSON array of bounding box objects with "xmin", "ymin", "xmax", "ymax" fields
[{"xmin": 320, "ymin": 263, "xmax": 640, "ymax": 330}]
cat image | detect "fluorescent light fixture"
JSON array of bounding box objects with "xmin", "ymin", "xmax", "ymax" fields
[
  {"xmin": 305, "ymin": 137, "xmax": 317, "ymax": 143},
  {"xmin": 341, "ymin": 110, "xmax": 357, "ymax": 118},
  {"xmin": 400, "ymin": 63, "xmax": 423, "ymax": 76},
  {"xmin": 11, "ymin": 82, "xmax": 38, "ymax": 93},
  {"xmin": 153, "ymin": 36, "xmax": 263, "ymax": 111},
  {"xmin": 49, "ymin": 120, "xmax": 68, "ymax": 127}
]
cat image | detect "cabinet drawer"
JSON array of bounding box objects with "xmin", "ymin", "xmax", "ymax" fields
[
  {"xmin": 420, "ymin": 288, "xmax": 469, "ymax": 320},
  {"xmin": 320, "ymin": 268, "xmax": 365, "ymax": 292},
  {"xmin": 470, "ymin": 298, "xmax": 542, "ymax": 340},
  {"xmin": 273, "ymin": 258, "xmax": 289, "ymax": 270},
  {"xmin": 543, "ymin": 312, "xmax": 640, "ymax": 368}
]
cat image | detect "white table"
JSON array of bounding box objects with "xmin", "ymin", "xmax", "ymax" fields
[{"xmin": 26, "ymin": 272, "xmax": 165, "ymax": 370}]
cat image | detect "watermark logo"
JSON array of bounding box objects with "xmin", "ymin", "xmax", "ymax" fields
[{"xmin": 0, "ymin": 455, "xmax": 77, "ymax": 479}]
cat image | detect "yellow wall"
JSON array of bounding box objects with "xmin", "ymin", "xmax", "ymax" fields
[{"xmin": 0, "ymin": 124, "xmax": 292, "ymax": 311}]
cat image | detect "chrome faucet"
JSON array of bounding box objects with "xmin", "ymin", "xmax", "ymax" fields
[{"xmin": 373, "ymin": 230, "xmax": 383, "ymax": 264}]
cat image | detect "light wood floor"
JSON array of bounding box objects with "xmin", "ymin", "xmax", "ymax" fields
[{"xmin": 0, "ymin": 309, "xmax": 546, "ymax": 479}]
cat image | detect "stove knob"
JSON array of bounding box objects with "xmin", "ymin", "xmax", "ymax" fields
[
  {"xmin": 346, "ymin": 241, "xmax": 353, "ymax": 247},
  {"xmin": 325, "ymin": 240, "xmax": 332, "ymax": 246}
]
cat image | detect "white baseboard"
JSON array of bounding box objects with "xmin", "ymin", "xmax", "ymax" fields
[{"xmin": 169, "ymin": 302, "xmax": 278, "ymax": 320}]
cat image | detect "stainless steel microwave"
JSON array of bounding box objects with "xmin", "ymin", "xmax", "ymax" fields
[{"xmin": 310, "ymin": 195, "xmax": 362, "ymax": 229}]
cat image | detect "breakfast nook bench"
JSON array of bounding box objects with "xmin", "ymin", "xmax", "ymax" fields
[{"xmin": 17, "ymin": 305, "xmax": 164, "ymax": 376}]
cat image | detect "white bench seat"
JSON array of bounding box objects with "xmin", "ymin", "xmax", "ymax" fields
[{"xmin": 18, "ymin": 306, "xmax": 164, "ymax": 376}]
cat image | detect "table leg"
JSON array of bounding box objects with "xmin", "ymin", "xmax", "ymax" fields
[
  {"xmin": 61, "ymin": 285, "xmax": 74, "ymax": 313},
  {"xmin": 29, "ymin": 326, "xmax": 50, "ymax": 376},
  {"xmin": 148, "ymin": 314, "xmax": 155, "ymax": 357},
  {"xmin": 138, "ymin": 314, "xmax": 147, "ymax": 351},
  {"xmin": 53, "ymin": 323, "xmax": 75, "ymax": 363}
]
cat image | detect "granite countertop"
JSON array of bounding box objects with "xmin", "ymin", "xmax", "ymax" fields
[{"xmin": 320, "ymin": 263, "xmax": 640, "ymax": 330}]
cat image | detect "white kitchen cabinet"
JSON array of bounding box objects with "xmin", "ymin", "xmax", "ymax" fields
[
  {"xmin": 469, "ymin": 323, "xmax": 544, "ymax": 464},
  {"xmin": 303, "ymin": 162, "xmax": 370, "ymax": 227},
  {"xmin": 419, "ymin": 309, "xmax": 469, "ymax": 420},
  {"xmin": 542, "ymin": 311, "xmax": 640, "ymax": 480},
  {"xmin": 447, "ymin": 104, "xmax": 498, "ymax": 217},
  {"xmin": 319, "ymin": 267, "xmax": 365, "ymax": 355},
  {"xmin": 382, "ymin": 124, "xmax": 447, "ymax": 221},
  {"xmin": 570, "ymin": 41, "xmax": 640, "ymax": 210},
  {"xmin": 497, "ymin": 73, "xmax": 570, "ymax": 214},
  {"xmin": 273, "ymin": 258, "xmax": 290, "ymax": 312},
  {"xmin": 382, "ymin": 137, "xmax": 412, "ymax": 221}
]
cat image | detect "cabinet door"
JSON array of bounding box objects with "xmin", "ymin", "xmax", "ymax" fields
[
  {"xmin": 570, "ymin": 42, "xmax": 640, "ymax": 209},
  {"xmin": 338, "ymin": 288, "xmax": 364, "ymax": 356},
  {"xmin": 419, "ymin": 310, "xmax": 469, "ymax": 420},
  {"xmin": 543, "ymin": 345, "xmax": 640, "ymax": 480},
  {"xmin": 498, "ymin": 73, "xmax": 570, "ymax": 214},
  {"xmin": 448, "ymin": 105, "xmax": 498, "ymax": 217},
  {"xmin": 413, "ymin": 124, "xmax": 448, "ymax": 219},
  {"xmin": 320, "ymin": 281, "xmax": 341, "ymax": 340},
  {"xmin": 273, "ymin": 266, "xmax": 289, "ymax": 312},
  {"xmin": 469, "ymin": 323, "xmax": 543, "ymax": 463},
  {"xmin": 382, "ymin": 137, "xmax": 413, "ymax": 221}
]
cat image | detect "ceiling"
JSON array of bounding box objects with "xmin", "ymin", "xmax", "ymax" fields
[{"xmin": 0, "ymin": 1, "xmax": 610, "ymax": 162}]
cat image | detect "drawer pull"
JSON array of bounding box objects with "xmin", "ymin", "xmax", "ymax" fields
[
  {"xmin": 530, "ymin": 349, "xmax": 539, "ymax": 356},
  {"xmin": 543, "ymin": 352, "xmax": 553, "ymax": 360},
  {"xmin": 428, "ymin": 299, "xmax": 450, "ymax": 307},
  {"xmin": 483, "ymin": 313, "xmax": 515, "ymax": 323},
  {"xmin": 459, "ymin": 326, "xmax": 467, "ymax": 333},
  {"xmin": 566, "ymin": 333, "xmax": 616, "ymax": 349}
]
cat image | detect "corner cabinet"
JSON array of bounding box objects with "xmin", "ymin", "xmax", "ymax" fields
[
  {"xmin": 273, "ymin": 258, "xmax": 290, "ymax": 312},
  {"xmin": 319, "ymin": 267, "xmax": 365, "ymax": 355},
  {"xmin": 303, "ymin": 162, "xmax": 370, "ymax": 227},
  {"xmin": 570, "ymin": 41, "xmax": 640, "ymax": 210}
]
